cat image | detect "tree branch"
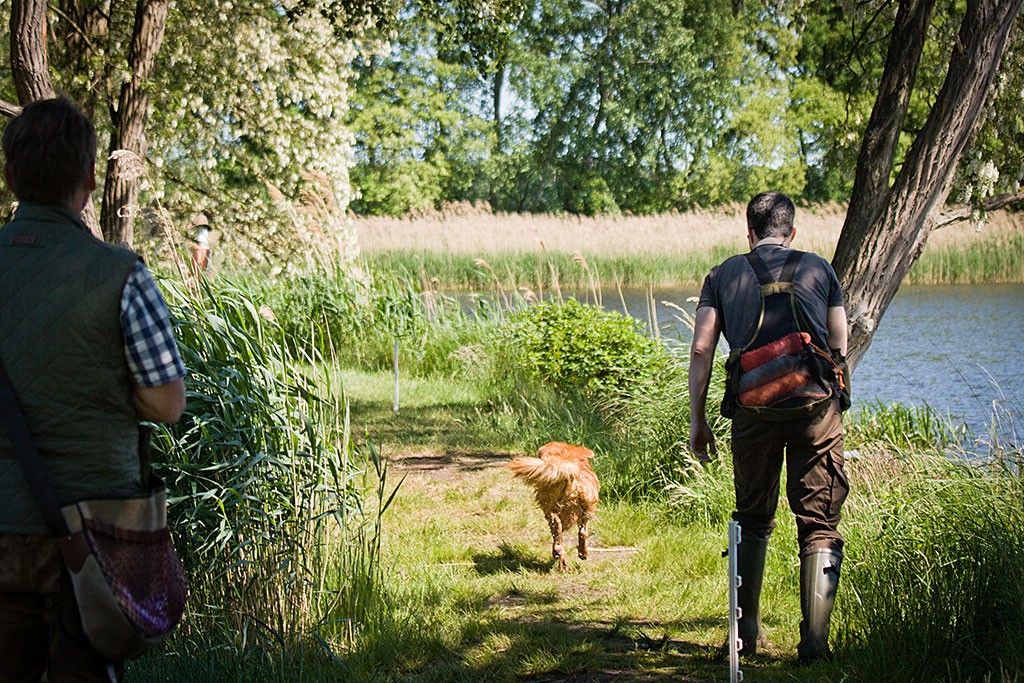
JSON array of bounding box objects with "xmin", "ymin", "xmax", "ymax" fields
[
  {"xmin": 0, "ymin": 101, "xmax": 22, "ymax": 118},
  {"xmin": 934, "ymin": 190, "xmax": 1024, "ymax": 229}
]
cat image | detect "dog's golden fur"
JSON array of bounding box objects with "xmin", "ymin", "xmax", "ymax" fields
[{"xmin": 506, "ymin": 442, "xmax": 600, "ymax": 571}]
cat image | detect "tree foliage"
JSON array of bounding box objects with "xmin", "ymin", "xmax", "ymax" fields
[
  {"xmin": 345, "ymin": 0, "xmax": 1024, "ymax": 217},
  {"xmin": 1, "ymin": 0, "xmax": 389, "ymax": 261}
]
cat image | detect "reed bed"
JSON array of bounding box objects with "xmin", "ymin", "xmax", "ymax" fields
[
  {"xmin": 352, "ymin": 207, "xmax": 1022, "ymax": 287},
  {"xmin": 130, "ymin": 277, "xmax": 397, "ymax": 677},
  {"xmin": 353, "ymin": 203, "xmax": 841, "ymax": 256}
]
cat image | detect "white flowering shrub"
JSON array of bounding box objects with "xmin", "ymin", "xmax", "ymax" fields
[{"xmin": 141, "ymin": 0, "xmax": 360, "ymax": 270}]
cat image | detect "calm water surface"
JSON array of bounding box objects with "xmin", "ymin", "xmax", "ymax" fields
[{"xmin": 549, "ymin": 284, "xmax": 1024, "ymax": 440}]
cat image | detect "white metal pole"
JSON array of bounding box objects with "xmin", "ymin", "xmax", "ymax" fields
[
  {"xmin": 727, "ymin": 520, "xmax": 744, "ymax": 683},
  {"xmin": 393, "ymin": 339, "xmax": 400, "ymax": 414}
]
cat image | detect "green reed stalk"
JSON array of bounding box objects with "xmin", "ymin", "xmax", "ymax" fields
[
  {"xmin": 907, "ymin": 230, "xmax": 1024, "ymax": 284},
  {"xmin": 839, "ymin": 454, "xmax": 1024, "ymax": 681},
  {"xmin": 366, "ymin": 249, "xmax": 737, "ymax": 289},
  {"xmin": 149, "ymin": 277, "xmax": 394, "ymax": 667}
]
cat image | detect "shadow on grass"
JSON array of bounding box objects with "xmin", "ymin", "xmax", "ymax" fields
[
  {"xmin": 349, "ymin": 398, "xmax": 510, "ymax": 454},
  {"xmin": 473, "ymin": 542, "xmax": 554, "ymax": 575},
  {"xmin": 352, "ymin": 611, "xmax": 729, "ymax": 683}
]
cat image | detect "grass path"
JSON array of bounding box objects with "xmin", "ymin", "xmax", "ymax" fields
[
  {"xmin": 344, "ymin": 368, "xmax": 843, "ymax": 681},
  {"xmin": 370, "ymin": 443, "xmax": 833, "ymax": 682}
]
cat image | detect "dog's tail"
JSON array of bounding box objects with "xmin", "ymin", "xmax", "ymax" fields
[{"xmin": 506, "ymin": 456, "xmax": 577, "ymax": 487}]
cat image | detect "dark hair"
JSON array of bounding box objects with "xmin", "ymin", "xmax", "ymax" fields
[
  {"xmin": 746, "ymin": 191, "xmax": 795, "ymax": 240},
  {"xmin": 2, "ymin": 97, "xmax": 96, "ymax": 205}
]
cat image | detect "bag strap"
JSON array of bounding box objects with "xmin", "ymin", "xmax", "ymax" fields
[
  {"xmin": 0, "ymin": 360, "xmax": 71, "ymax": 536},
  {"xmin": 745, "ymin": 249, "xmax": 803, "ymax": 294}
]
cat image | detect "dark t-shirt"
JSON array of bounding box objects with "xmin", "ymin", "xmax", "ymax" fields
[{"xmin": 697, "ymin": 244, "xmax": 844, "ymax": 351}]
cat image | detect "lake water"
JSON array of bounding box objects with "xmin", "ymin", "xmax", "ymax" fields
[{"xmin": 537, "ymin": 284, "xmax": 1024, "ymax": 442}]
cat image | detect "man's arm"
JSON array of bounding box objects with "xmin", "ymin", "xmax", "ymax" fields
[
  {"xmin": 826, "ymin": 306, "xmax": 848, "ymax": 357},
  {"xmin": 134, "ymin": 379, "xmax": 186, "ymax": 423},
  {"xmin": 121, "ymin": 261, "xmax": 186, "ymax": 424},
  {"xmin": 688, "ymin": 306, "xmax": 722, "ymax": 462}
]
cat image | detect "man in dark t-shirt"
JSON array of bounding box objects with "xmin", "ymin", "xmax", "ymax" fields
[{"xmin": 688, "ymin": 191, "xmax": 849, "ymax": 663}]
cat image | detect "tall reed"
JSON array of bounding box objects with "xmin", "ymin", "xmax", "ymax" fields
[
  {"xmin": 146, "ymin": 277, "xmax": 395, "ymax": 669},
  {"xmin": 839, "ymin": 453, "xmax": 1024, "ymax": 681},
  {"xmin": 367, "ymin": 248, "xmax": 738, "ymax": 289},
  {"xmin": 247, "ymin": 262, "xmax": 494, "ymax": 377},
  {"xmin": 908, "ymin": 229, "xmax": 1024, "ymax": 284}
]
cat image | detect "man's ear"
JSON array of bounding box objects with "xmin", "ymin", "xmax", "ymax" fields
[
  {"xmin": 3, "ymin": 163, "xmax": 13, "ymax": 193},
  {"xmin": 785, "ymin": 225, "xmax": 798, "ymax": 247},
  {"xmin": 85, "ymin": 161, "xmax": 96, "ymax": 192}
]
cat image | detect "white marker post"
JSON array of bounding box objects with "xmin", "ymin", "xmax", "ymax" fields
[
  {"xmin": 727, "ymin": 520, "xmax": 744, "ymax": 683},
  {"xmin": 393, "ymin": 340, "xmax": 400, "ymax": 414}
]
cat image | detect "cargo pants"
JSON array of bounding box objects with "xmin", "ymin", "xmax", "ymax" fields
[
  {"xmin": 0, "ymin": 534, "xmax": 122, "ymax": 682},
  {"xmin": 730, "ymin": 398, "xmax": 848, "ymax": 554}
]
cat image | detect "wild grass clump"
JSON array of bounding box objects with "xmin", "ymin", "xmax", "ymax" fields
[
  {"xmin": 908, "ymin": 228, "xmax": 1024, "ymax": 284},
  {"xmin": 248, "ymin": 263, "xmax": 493, "ymax": 377},
  {"xmin": 846, "ymin": 401, "xmax": 967, "ymax": 453},
  {"xmin": 144, "ymin": 278, "xmax": 396, "ymax": 672},
  {"xmin": 839, "ymin": 453, "xmax": 1024, "ymax": 681},
  {"xmin": 366, "ymin": 248, "xmax": 738, "ymax": 289}
]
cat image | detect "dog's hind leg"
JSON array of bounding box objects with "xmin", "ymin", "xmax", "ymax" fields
[
  {"xmin": 578, "ymin": 519, "xmax": 589, "ymax": 560},
  {"xmin": 548, "ymin": 512, "xmax": 568, "ymax": 571}
]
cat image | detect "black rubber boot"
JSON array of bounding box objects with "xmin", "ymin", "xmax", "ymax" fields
[
  {"xmin": 797, "ymin": 548, "xmax": 842, "ymax": 663},
  {"xmin": 736, "ymin": 535, "xmax": 768, "ymax": 655}
]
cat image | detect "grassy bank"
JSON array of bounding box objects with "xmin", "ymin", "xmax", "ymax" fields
[
  {"xmin": 127, "ymin": 270, "xmax": 1023, "ymax": 681},
  {"xmin": 329, "ymin": 369, "xmax": 1024, "ymax": 682}
]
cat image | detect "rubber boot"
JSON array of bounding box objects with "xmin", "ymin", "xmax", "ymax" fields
[
  {"xmin": 797, "ymin": 548, "xmax": 842, "ymax": 663},
  {"xmin": 736, "ymin": 535, "xmax": 768, "ymax": 655}
]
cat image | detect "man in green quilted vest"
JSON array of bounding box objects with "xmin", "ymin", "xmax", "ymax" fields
[{"xmin": 0, "ymin": 98, "xmax": 186, "ymax": 681}]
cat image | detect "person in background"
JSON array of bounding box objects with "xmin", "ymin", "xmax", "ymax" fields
[
  {"xmin": 0, "ymin": 97, "xmax": 186, "ymax": 682},
  {"xmin": 688, "ymin": 190, "xmax": 849, "ymax": 663}
]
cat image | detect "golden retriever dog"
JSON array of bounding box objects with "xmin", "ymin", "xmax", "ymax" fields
[{"xmin": 506, "ymin": 442, "xmax": 600, "ymax": 571}]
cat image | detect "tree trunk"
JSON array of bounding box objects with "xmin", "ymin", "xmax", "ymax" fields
[
  {"xmin": 101, "ymin": 0, "xmax": 169, "ymax": 245},
  {"xmin": 833, "ymin": 0, "xmax": 1024, "ymax": 370},
  {"xmin": 58, "ymin": 0, "xmax": 113, "ymax": 121},
  {"xmin": 838, "ymin": 0, "xmax": 936, "ymax": 243},
  {"xmin": 9, "ymin": 0, "xmax": 55, "ymax": 104}
]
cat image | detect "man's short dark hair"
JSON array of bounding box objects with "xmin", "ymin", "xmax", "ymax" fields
[
  {"xmin": 2, "ymin": 97, "xmax": 96, "ymax": 205},
  {"xmin": 746, "ymin": 191, "xmax": 795, "ymax": 240}
]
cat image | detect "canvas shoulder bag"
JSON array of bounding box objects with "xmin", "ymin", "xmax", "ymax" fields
[{"xmin": 0, "ymin": 361, "xmax": 187, "ymax": 661}]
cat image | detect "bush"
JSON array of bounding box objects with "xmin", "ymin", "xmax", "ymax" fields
[{"xmin": 502, "ymin": 298, "xmax": 669, "ymax": 396}]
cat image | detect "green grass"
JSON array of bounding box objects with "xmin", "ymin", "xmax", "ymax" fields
[
  {"xmin": 908, "ymin": 230, "xmax": 1024, "ymax": 284},
  {"xmin": 329, "ymin": 369, "xmax": 1024, "ymax": 682},
  {"xmin": 129, "ymin": 270, "xmax": 1024, "ymax": 682},
  {"xmin": 366, "ymin": 247, "xmax": 757, "ymax": 289}
]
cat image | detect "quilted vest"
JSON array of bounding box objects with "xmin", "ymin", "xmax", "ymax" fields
[{"xmin": 0, "ymin": 204, "xmax": 143, "ymax": 534}]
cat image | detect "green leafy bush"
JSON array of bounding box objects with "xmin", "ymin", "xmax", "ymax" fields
[{"xmin": 503, "ymin": 298, "xmax": 669, "ymax": 395}]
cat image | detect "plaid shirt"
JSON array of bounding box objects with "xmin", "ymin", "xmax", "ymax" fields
[{"xmin": 120, "ymin": 261, "xmax": 185, "ymax": 387}]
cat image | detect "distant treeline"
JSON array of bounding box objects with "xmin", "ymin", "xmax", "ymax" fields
[{"xmin": 347, "ymin": 2, "xmax": 1024, "ymax": 218}]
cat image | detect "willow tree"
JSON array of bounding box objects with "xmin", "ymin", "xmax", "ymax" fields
[
  {"xmin": 834, "ymin": 0, "xmax": 1024, "ymax": 368},
  {"xmin": 3, "ymin": 0, "xmax": 169, "ymax": 243},
  {"xmin": 2, "ymin": 0, "xmax": 389, "ymax": 258}
]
